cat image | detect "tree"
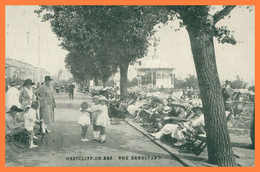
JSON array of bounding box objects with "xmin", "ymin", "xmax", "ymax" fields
[
  {"xmin": 231, "ymin": 75, "xmax": 247, "ymax": 89},
  {"xmin": 248, "ymin": 85, "xmax": 255, "ymax": 92},
  {"xmin": 160, "ymin": 6, "xmax": 239, "ymax": 166},
  {"xmin": 173, "ymin": 75, "xmax": 199, "ymax": 89},
  {"xmin": 36, "ymin": 6, "xmax": 159, "ymax": 99},
  {"xmin": 184, "ymin": 74, "xmax": 199, "ymax": 89},
  {"xmin": 36, "ymin": 6, "xmax": 119, "ymax": 87},
  {"xmin": 128, "ymin": 77, "xmax": 138, "ymax": 87}
]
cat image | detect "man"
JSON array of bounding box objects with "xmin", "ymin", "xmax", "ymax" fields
[
  {"xmin": 6, "ymin": 81, "xmax": 21, "ymax": 110},
  {"xmin": 5, "ymin": 105, "xmax": 24, "ymax": 135},
  {"xmin": 68, "ymin": 82, "xmax": 75, "ymax": 100}
]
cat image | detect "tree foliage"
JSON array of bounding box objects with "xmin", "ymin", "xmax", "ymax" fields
[
  {"xmin": 36, "ymin": 6, "xmax": 160, "ymax": 95},
  {"xmin": 230, "ymin": 75, "xmax": 247, "ymax": 89},
  {"xmin": 174, "ymin": 75, "xmax": 199, "ymax": 89}
]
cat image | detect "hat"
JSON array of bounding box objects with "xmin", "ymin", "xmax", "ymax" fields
[
  {"xmin": 99, "ymin": 96, "xmax": 108, "ymax": 102},
  {"xmin": 44, "ymin": 76, "xmax": 53, "ymax": 82},
  {"xmin": 92, "ymin": 95, "xmax": 99, "ymax": 100},
  {"xmin": 163, "ymin": 106, "xmax": 171, "ymax": 113},
  {"xmin": 24, "ymin": 105, "xmax": 31, "ymax": 110},
  {"xmin": 6, "ymin": 105, "xmax": 23, "ymax": 113},
  {"xmin": 23, "ymin": 79, "xmax": 35, "ymax": 86},
  {"xmin": 10, "ymin": 81, "xmax": 18, "ymax": 87}
]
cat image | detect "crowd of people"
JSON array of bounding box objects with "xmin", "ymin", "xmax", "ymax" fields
[
  {"xmin": 98, "ymin": 82, "xmax": 239, "ymax": 148},
  {"xmin": 5, "ymin": 76, "xmax": 55, "ymax": 148},
  {"xmin": 5, "ymin": 77, "xmax": 253, "ymax": 150}
]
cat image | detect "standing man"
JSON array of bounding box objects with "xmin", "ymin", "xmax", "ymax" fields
[
  {"xmin": 35, "ymin": 76, "xmax": 56, "ymax": 125},
  {"xmin": 68, "ymin": 82, "xmax": 75, "ymax": 100}
]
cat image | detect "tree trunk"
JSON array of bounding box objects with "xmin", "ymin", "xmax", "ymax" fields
[
  {"xmin": 187, "ymin": 27, "xmax": 237, "ymax": 166},
  {"xmin": 250, "ymin": 107, "xmax": 255, "ymax": 149},
  {"xmin": 102, "ymin": 78, "xmax": 107, "ymax": 88},
  {"xmin": 119, "ymin": 61, "xmax": 129, "ymax": 99},
  {"xmin": 94, "ymin": 77, "xmax": 99, "ymax": 86}
]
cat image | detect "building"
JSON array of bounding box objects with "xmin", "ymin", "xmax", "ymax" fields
[
  {"xmin": 5, "ymin": 57, "xmax": 50, "ymax": 83},
  {"xmin": 5, "ymin": 58, "xmax": 34, "ymax": 80},
  {"xmin": 136, "ymin": 49, "xmax": 175, "ymax": 88}
]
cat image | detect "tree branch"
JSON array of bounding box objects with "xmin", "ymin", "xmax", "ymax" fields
[{"xmin": 213, "ymin": 6, "xmax": 236, "ymax": 25}]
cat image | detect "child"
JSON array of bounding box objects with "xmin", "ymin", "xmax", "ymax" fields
[
  {"xmin": 78, "ymin": 102, "xmax": 92, "ymax": 142},
  {"xmin": 95, "ymin": 96, "xmax": 110, "ymax": 143},
  {"xmin": 91, "ymin": 96, "xmax": 102, "ymax": 141},
  {"xmin": 24, "ymin": 101, "xmax": 40, "ymax": 148}
]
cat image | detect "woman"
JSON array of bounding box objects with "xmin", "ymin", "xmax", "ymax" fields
[
  {"xmin": 19, "ymin": 79, "xmax": 35, "ymax": 110},
  {"xmin": 35, "ymin": 76, "xmax": 56, "ymax": 125},
  {"xmin": 6, "ymin": 81, "xmax": 21, "ymax": 110}
]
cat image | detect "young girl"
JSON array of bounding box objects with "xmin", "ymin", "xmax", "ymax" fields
[
  {"xmin": 95, "ymin": 96, "xmax": 110, "ymax": 143},
  {"xmin": 78, "ymin": 102, "xmax": 92, "ymax": 142},
  {"xmin": 91, "ymin": 96, "xmax": 102, "ymax": 141},
  {"xmin": 24, "ymin": 101, "xmax": 40, "ymax": 148}
]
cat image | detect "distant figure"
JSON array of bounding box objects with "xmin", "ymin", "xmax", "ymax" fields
[
  {"xmin": 222, "ymin": 80, "xmax": 234, "ymax": 111},
  {"xmin": 6, "ymin": 81, "xmax": 21, "ymax": 110},
  {"xmin": 68, "ymin": 82, "xmax": 75, "ymax": 100}
]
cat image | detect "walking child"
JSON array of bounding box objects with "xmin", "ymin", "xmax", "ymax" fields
[
  {"xmin": 95, "ymin": 96, "xmax": 110, "ymax": 143},
  {"xmin": 78, "ymin": 102, "xmax": 92, "ymax": 142}
]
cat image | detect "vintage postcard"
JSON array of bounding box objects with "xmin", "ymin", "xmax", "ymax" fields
[{"xmin": 3, "ymin": 3, "xmax": 255, "ymax": 168}]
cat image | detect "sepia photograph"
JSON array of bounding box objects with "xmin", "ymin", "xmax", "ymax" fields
[{"xmin": 5, "ymin": 5, "xmax": 255, "ymax": 167}]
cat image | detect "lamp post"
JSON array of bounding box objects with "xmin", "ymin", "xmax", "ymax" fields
[{"xmin": 27, "ymin": 22, "xmax": 40, "ymax": 84}]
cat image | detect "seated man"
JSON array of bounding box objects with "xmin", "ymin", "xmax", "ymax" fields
[
  {"xmin": 5, "ymin": 105, "xmax": 24, "ymax": 135},
  {"xmin": 162, "ymin": 102, "xmax": 188, "ymax": 125},
  {"xmin": 144, "ymin": 105, "xmax": 171, "ymax": 133},
  {"xmin": 151, "ymin": 106, "xmax": 205, "ymax": 146},
  {"xmin": 24, "ymin": 101, "xmax": 41, "ymax": 148}
]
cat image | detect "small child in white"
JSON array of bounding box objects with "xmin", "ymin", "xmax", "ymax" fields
[
  {"xmin": 78, "ymin": 102, "xmax": 92, "ymax": 142},
  {"xmin": 24, "ymin": 101, "xmax": 40, "ymax": 148},
  {"xmin": 95, "ymin": 96, "xmax": 110, "ymax": 143}
]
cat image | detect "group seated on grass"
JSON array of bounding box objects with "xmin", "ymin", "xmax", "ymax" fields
[
  {"xmin": 126, "ymin": 95, "xmax": 205, "ymax": 146},
  {"xmin": 102, "ymin": 90, "xmax": 233, "ymax": 152}
]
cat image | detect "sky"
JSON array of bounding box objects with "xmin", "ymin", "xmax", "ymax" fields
[{"xmin": 5, "ymin": 6, "xmax": 255, "ymax": 85}]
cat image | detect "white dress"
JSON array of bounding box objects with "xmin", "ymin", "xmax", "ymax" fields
[
  {"xmin": 6, "ymin": 87, "xmax": 21, "ymax": 110},
  {"xmin": 96, "ymin": 105, "xmax": 110, "ymax": 127},
  {"xmin": 77, "ymin": 108, "xmax": 91, "ymax": 126}
]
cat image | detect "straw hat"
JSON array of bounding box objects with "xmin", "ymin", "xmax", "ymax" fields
[
  {"xmin": 99, "ymin": 96, "xmax": 108, "ymax": 102},
  {"xmin": 162, "ymin": 106, "xmax": 171, "ymax": 113}
]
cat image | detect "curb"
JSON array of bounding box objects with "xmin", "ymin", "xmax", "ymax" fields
[{"xmin": 126, "ymin": 120, "xmax": 198, "ymax": 167}]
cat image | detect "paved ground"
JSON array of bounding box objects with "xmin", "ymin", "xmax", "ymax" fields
[
  {"xmin": 6, "ymin": 92, "xmax": 254, "ymax": 167},
  {"xmin": 5, "ymin": 93, "xmax": 184, "ymax": 167}
]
